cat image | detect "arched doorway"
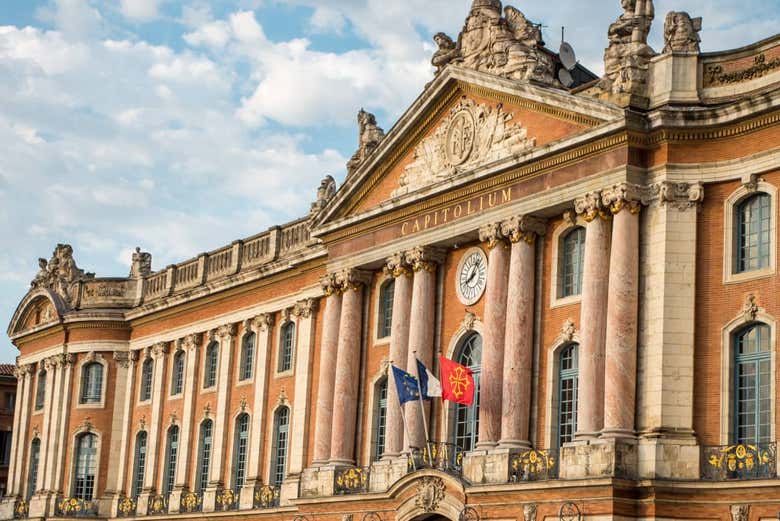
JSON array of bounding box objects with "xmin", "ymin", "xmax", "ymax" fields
[{"xmin": 411, "ymin": 515, "xmax": 452, "ymax": 521}]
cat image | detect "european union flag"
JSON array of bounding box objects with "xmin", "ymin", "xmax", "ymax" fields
[{"xmin": 392, "ymin": 365, "xmax": 421, "ymax": 405}]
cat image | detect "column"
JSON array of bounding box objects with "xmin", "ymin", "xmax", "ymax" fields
[
  {"xmin": 404, "ymin": 247, "xmax": 445, "ymax": 452},
  {"xmin": 139, "ymin": 342, "xmax": 169, "ymax": 510},
  {"xmin": 204, "ymin": 324, "xmax": 237, "ymax": 509},
  {"xmin": 476, "ymin": 224, "xmax": 510, "ymax": 449},
  {"xmin": 6, "ymin": 366, "xmax": 25, "ymax": 496},
  {"xmin": 312, "ymin": 276, "xmax": 341, "ymax": 465},
  {"xmin": 244, "ymin": 315, "xmax": 274, "ymax": 484},
  {"xmin": 602, "ymin": 185, "xmax": 643, "ymax": 437},
  {"xmin": 499, "ymin": 216, "xmax": 545, "ymax": 448},
  {"xmin": 170, "ymin": 334, "xmax": 201, "ymax": 509},
  {"xmin": 9, "ymin": 365, "xmax": 32, "ymax": 497},
  {"xmin": 100, "ymin": 352, "xmax": 133, "ymax": 516},
  {"xmin": 35, "ymin": 357, "xmax": 57, "ymax": 495},
  {"xmin": 110, "ymin": 353, "xmax": 137, "ymax": 500},
  {"xmin": 287, "ymin": 299, "xmax": 318, "ymax": 475},
  {"xmin": 43, "ymin": 355, "xmax": 66, "ymax": 491},
  {"xmin": 52, "ymin": 356, "xmax": 74, "ymax": 499},
  {"xmin": 574, "ymin": 191, "xmax": 612, "ymax": 439},
  {"xmin": 383, "ymin": 254, "xmax": 413, "ymax": 458},
  {"xmin": 329, "ymin": 269, "xmax": 370, "ymax": 465}
]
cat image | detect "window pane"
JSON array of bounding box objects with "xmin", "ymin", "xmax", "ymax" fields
[
  {"xmin": 558, "ymin": 344, "xmax": 579, "ymax": 447},
  {"xmin": 735, "ymin": 324, "xmax": 772, "ymax": 445},
  {"xmin": 560, "ymin": 228, "xmax": 585, "ymax": 298},
  {"xmin": 132, "ymin": 432, "xmax": 147, "ymax": 498},
  {"xmin": 140, "ymin": 360, "xmax": 153, "ymax": 401},
  {"xmin": 379, "ymin": 280, "xmax": 395, "ymax": 339},
  {"xmin": 74, "ymin": 434, "xmax": 97, "ymax": 500},
  {"xmin": 454, "ymin": 334, "xmax": 481, "ymax": 453},
  {"xmin": 172, "ymin": 353, "xmax": 185, "ymax": 395},
  {"xmin": 27, "ymin": 439, "xmax": 40, "ymax": 501},
  {"xmin": 279, "ymin": 324, "xmax": 295, "ymax": 373},
  {"xmin": 35, "ymin": 371, "xmax": 46, "ymax": 410},
  {"xmin": 736, "ymin": 194, "xmax": 771, "ymax": 274},
  {"xmin": 204, "ymin": 343, "xmax": 218, "ymax": 388},
  {"xmin": 271, "ymin": 408, "xmax": 289, "ymax": 486},
  {"xmin": 232, "ymin": 414, "xmax": 250, "ymax": 489},
  {"xmin": 374, "ymin": 378, "xmax": 388, "ymax": 461},
  {"xmin": 196, "ymin": 421, "xmax": 213, "ymax": 493},
  {"xmin": 164, "ymin": 427, "xmax": 179, "ymax": 495},
  {"xmin": 240, "ymin": 334, "xmax": 255, "ymax": 381}
]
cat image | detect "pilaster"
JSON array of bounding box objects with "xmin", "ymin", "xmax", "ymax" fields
[
  {"xmin": 108, "ymin": 352, "xmax": 137, "ymax": 517},
  {"xmin": 6, "ymin": 366, "xmax": 26, "ymax": 497},
  {"xmin": 52, "ymin": 356, "xmax": 74, "ymax": 500},
  {"xmin": 11, "ymin": 365, "xmax": 33, "ymax": 498},
  {"xmin": 170, "ymin": 334, "xmax": 201, "ymax": 513},
  {"xmin": 139, "ymin": 342, "xmax": 170, "ymax": 512}
]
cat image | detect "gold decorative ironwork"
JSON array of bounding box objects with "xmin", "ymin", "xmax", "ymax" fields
[
  {"xmin": 13, "ymin": 499, "xmax": 29, "ymax": 519},
  {"xmin": 702, "ymin": 442, "xmax": 776, "ymax": 480},
  {"xmin": 117, "ymin": 496, "xmax": 136, "ymax": 517},
  {"xmin": 510, "ymin": 448, "xmax": 558, "ymax": 481},
  {"xmin": 253, "ymin": 485, "xmax": 280, "ymax": 509},
  {"xmin": 335, "ymin": 467, "xmax": 370, "ymax": 495},
  {"xmin": 409, "ymin": 441, "xmax": 464, "ymax": 476},
  {"xmin": 147, "ymin": 494, "xmax": 168, "ymax": 516},
  {"xmin": 56, "ymin": 498, "xmax": 97, "ymax": 517},
  {"xmin": 180, "ymin": 490, "xmax": 202, "ymax": 513},
  {"xmin": 215, "ymin": 488, "xmax": 239, "ymax": 511}
]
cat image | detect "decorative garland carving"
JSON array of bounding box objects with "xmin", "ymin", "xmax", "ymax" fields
[{"xmin": 415, "ymin": 476, "xmax": 446, "ymax": 513}]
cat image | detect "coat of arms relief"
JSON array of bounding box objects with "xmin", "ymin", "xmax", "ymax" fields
[{"xmin": 392, "ymin": 97, "xmax": 535, "ymax": 198}]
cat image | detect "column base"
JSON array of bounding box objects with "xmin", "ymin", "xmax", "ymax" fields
[
  {"xmin": 637, "ymin": 430, "xmax": 699, "ymax": 480},
  {"xmin": 136, "ymin": 492, "xmax": 152, "ymax": 516},
  {"xmin": 239, "ymin": 482, "xmax": 256, "ymax": 510},
  {"xmin": 327, "ymin": 458, "xmax": 355, "ymax": 467},
  {"xmin": 300, "ymin": 466, "xmax": 336, "ymax": 498},
  {"xmin": 369, "ymin": 456, "xmax": 410, "ymax": 492},
  {"xmin": 167, "ymin": 488, "xmax": 184, "ymax": 514},
  {"xmin": 559, "ymin": 437, "xmax": 638, "ymax": 480},
  {"xmin": 280, "ymin": 476, "xmax": 300, "ymax": 506},
  {"xmin": 474, "ymin": 441, "xmax": 498, "ymax": 451},
  {"xmin": 463, "ymin": 448, "xmax": 515, "ymax": 485},
  {"xmin": 28, "ymin": 493, "xmax": 52, "ymax": 518},
  {"xmin": 0, "ymin": 497, "xmax": 17, "ymax": 521},
  {"xmin": 600, "ymin": 428, "xmax": 636, "ymax": 440},
  {"xmin": 497, "ymin": 439, "xmax": 531, "ymax": 450},
  {"xmin": 201, "ymin": 486, "xmax": 218, "ymax": 513}
]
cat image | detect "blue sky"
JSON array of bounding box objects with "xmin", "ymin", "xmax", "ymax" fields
[{"xmin": 0, "ymin": 0, "xmax": 778, "ymax": 364}]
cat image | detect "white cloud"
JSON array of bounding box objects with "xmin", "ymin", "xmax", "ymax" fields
[
  {"xmin": 120, "ymin": 0, "xmax": 160, "ymax": 22},
  {"xmin": 35, "ymin": 0, "xmax": 104, "ymax": 40}
]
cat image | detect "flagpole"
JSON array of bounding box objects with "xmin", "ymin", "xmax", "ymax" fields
[
  {"xmin": 389, "ymin": 362, "xmax": 416, "ymax": 470},
  {"xmin": 412, "ymin": 350, "xmax": 433, "ymax": 464}
]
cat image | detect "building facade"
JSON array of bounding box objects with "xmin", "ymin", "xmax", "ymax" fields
[
  {"xmin": 0, "ymin": 365, "xmax": 16, "ymax": 498},
  {"xmin": 5, "ymin": 2, "xmax": 780, "ymax": 521}
]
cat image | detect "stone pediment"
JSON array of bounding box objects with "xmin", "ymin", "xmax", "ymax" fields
[{"xmin": 392, "ymin": 97, "xmax": 535, "ymax": 198}]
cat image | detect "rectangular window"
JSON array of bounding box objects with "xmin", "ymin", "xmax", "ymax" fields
[
  {"xmin": 0, "ymin": 432, "xmax": 11, "ymax": 466},
  {"xmin": 35, "ymin": 372, "xmax": 46, "ymax": 410},
  {"xmin": 373, "ymin": 381, "xmax": 388, "ymax": 461},
  {"xmin": 196, "ymin": 423, "xmax": 213, "ymax": 493},
  {"xmin": 164, "ymin": 429, "xmax": 178, "ymax": 495}
]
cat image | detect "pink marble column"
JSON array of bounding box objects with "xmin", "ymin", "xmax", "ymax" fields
[
  {"xmin": 329, "ymin": 269, "xmax": 370, "ymax": 465},
  {"xmin": 477, "ymin": 223, "xmax": 510, "ymax": 449},
  {"xmin": 574, "ymin": 191, "xmax": 612, "ymax": 439},
  {"xmin": 312, "ymin": 275, "xmax": 342, "ymax": 465},
  {"xmin": 499, "ymin": 216, "xmax": 545, "ymax": 448},
  {"xmin": 602, "ymin": 185, "xmax": 642, "ymax": 437},
  {"xmin": 404, "ymin": 247, "xmax": 445, "ymax": 452},
  {"xmin": 383, "ymin": 254, "xmax": 413, "ymax": 458}
]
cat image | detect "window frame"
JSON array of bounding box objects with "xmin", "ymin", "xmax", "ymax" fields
[
  {"xmin": 376, "ymin": 278, "xmax": 395, "ymax": 342},
  {"xmin": 556, "ymin": 343, "xmax": 579, "ymax": 448},
  {"xmin": 26, "ymin": 438, "xmax": 41, "ymax": 501},
  {"xmin": 170, "ymin": 350, "xmax": 185, "ymax": 398},
  {"xmin": 269, "ymin": 406, "xmax": 290, "ymax": 487},
  {"xmin": 202, "ymin": 342, "xmax": 219, "ymax": 391},
  {"xmin": 78, "ymin": 359, "xmax": 106, "ymax": 408},
  {"xmin": 139, "ymin": 358, "xmax": 153, "ymax": 403},
  {"xmin": 162, "ymin": 426, "xmax": 179, "ymax": 496},
  {"xmin": 452, "ymin": 333, "xmax": 482, "ymax": 454},
  {"xmin": 559, "ymin": 227, "xmax": 586, "ymax": 299},
  {"xmin": 371, "ymin": 376, "xmax": 389, "ymax": 461},
  {"xmin": 72, "ymin": 432, "xmax": 99, "ymax": 501},
  {"xmin": 131, "ymin": 431, "xmax": 148, "ymax": 499},
  {"xmin": 231, "ymin": 413, "xmax": 250, "ymax": 490},
  {"xmin": 195, "ymin": 420, "xmax": 213, "ymax": 494},
  {"xmin": 277, "ymin": 322, "xmax": 296, "ymax": 375},
  {"xmin": 550, "ymin": 218, "xmax": 586, "ymax": 308},
  {"xmin": 34, "ymin": 369, "xmax": 46, "ymax": 412},
  {"xmin": 723, "ymin": 182, "xmax": 778, "ymax": 284},
  {"xmin": 238, "ymin": 332, "xmax": 256, "ymax": 383}
]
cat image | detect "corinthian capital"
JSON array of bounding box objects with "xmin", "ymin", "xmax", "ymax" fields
[
  {"xmin": 601, "ymin": 183, "xmax": 649, "ymax": 215},
  {"xmin": 320, "ymin": 273, "xmax": 339, "ymax": 296},
  {"xmin": 151, "ymin": 341, "xmax": 169, "ymax": 358},
  {"xmin": 293, "ymin": 298, "xmax": 319, "ymax": 319},
  {"xmin": 478, "ymin": 222, "xmax": 505, "ymax": 249},
  {"xmin": 180, "ymin": 333, "xmax": 203, "ymax": 352},
  {"xmin": 253, "ymin": 313, "xmax": 275, "ymax": 332},
  {"xmin": 404, "ymin": 246, "xmax": 447, "ymax": 273},
  {"xmin": 216, "ymin": 323, "xmax": 238, "ymax": 339},
  {"xmin": 384, "ymin": 252, "xmax": 412, "ymax": 278},
  {"xmin": 574, "ymin": 191, "xmax": 608, "ymax": 222},
  {"xmin": 335, "ymin": 268, "xmax": 372, "ymax": 292},
  {"xmin": 652, "ymin": 181, "xmax": 704, "ymax": 211},
  {"xmin": 501, "ymin": 215, "xmax": 547, "ymax": 244},
  {"xmin": 113, "ymin": 352, "xmax": 133, "ymax": 369}
]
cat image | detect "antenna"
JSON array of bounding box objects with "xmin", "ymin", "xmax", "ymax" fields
[{"xmin": 558, "ymin": 26, "xmax": 578, "ymax": 88}]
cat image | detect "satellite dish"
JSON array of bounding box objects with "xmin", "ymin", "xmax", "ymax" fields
[
  {"xmin": 559, "ymin": 42, "xmax": 577, "ymax": 71},
  {"xmin": 558, "ymin": 68, "xmax": 574, "ymax": 88}
]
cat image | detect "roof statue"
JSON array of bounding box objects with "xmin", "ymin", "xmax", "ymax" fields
[
  {"xmin": 601, "ymin": 0, "xmax": 656, "ymax": 95},
  {"xmin": 663, "ymin": 12, "xmax": 702, "ymax": 54},
  {"xmin": 346, "ymin": 109, "xmax": 385, "ymax": 176},
  {"xmin": 30, "ymin": 243, "xmax": 95, "ymax": 304},
  {"xmin": 431, "ymin": 0, "xmax": 556, "ymax": 86},
  {"xmin": 310, "ymin": 174, "xmax": 337, "ymax": 214},
  {"xmin": 129, "ymin": 247, "xmax": 152, "ymax": 278}
]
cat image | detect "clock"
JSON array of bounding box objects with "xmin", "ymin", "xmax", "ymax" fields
[{"xmin": 456, "ymin": 247, "xmax": 488, "ymax": 305}]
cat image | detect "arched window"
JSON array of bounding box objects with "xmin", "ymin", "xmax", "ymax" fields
[
  {"xmin": 278, "ymin": 323, "xmax": 295, "ymax": 373},
  {"xmin": 139, "ymin": 359, "xmax": 153, "ymax": 402},
  {"xmin": 270, "ymin": 407, "xmax": 290, "ymax": 486},
  {"xmin": 204, "ymin": 342, "xmax": 219, "ymax": 389},
  {"xmin": 373, "ymin": 377, "xmax": 388, "ymax": 461},
  {"xmin": 162, "ymin": 426, "xmax": 179, "ymax": 495},
  {"xmin": 232, "ymin": 414, "xmax": 250, "ymax": 489},
  {"xmin": 240, "ymin": 333, "xmax": 256, "ymax": 381},
  {"xmin": 453, "ymin": 333, "xmax": 482, "ymax": 453},
  {"xmin": 26, "ymin": 438, "xmax": 40, "ymax": 500},
  {"xmin": 560, "ymin": 227, "xmax": 585, "ymax": 298},
  {"xmin": 171, "ymin": 351, "xmax": 185, "ymax": 396},
  {"xmin": 73, "ymin": 433, "xmax": 98, "ymax": 500},
  {"xmin": 195, "ymin": 420, "xmax": 213, "ymax": 493},
  {"xmin": 734, "ymin": 324, "xmax": 772, "ymax": 444},
  {"xmin": 735, "ymin": 193, "xmax": 772, "ymax": 273},
  {"xmin": 131, "ymin": 432, "xmax": 147, "ymax": 498},
  {"xmin": 80, "ymin": 362, "xmax": 103, "ymax": 404},
  {"xmin": 378, "ymin": 279, "xmax": 395, "ymax": 339},
  {"xmin": 35, "ymin": 370, "xmax": 46, "ymax": 410},
  {"xmin": 557, "ymin": 343, "xmax": 579, "ymax": 447}
]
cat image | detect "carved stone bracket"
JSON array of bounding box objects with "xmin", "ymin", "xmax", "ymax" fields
[
  {"xmin": 462, "ymin": 311, "xmax": 478, "ymax": 332},
  {"xmin": 405, "ymin": 246, "xmax": 447, "ymax": 273},
  {"xmin": 523, "ymin": 504, "xmax": 538, "ymax": 521},
  {"xmin": 560, "ymin": 319, "xmax": 577, "ymax": 343}
]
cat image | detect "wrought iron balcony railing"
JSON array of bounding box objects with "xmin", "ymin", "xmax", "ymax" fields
[
  {"xmin": 253, "ymin": 485, "xmax": 280, "ymax": 508},
  {"xmin": 702, "ymin": 442, "xmax": 777, "ymax": 481},
  {"xmin": 215, "ymin": 488, "xmax": 240, "ymax": 511},
  {"xmin": 334, "ymin": 466, "xmax": 370, "ymax": 495},
  {"xmin": 179, "ymin": 490, "xmax": 203, "ymax": 514},
  {"xmin": 409, "ymin": 441, "xmax": 464, "ymax": 476},
  {"xmin": 55, "ymin": 498, "xmax": 98, "ymax": 517},
  {"xmin": 116, "ymin": 496, "xmax": 137, "ymax": 518},
  {"xmin": 509, "ymin": 448, "xmax": 559, "ymax": 482},
  {"xmin": 147, "ymin": 494, "xmax": 169, "ymax": 516},
  {"xmin": 12, "ymin": 499, "xmax": 29, "ymax": 519}
]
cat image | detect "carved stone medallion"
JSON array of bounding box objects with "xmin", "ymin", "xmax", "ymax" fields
[
  {"xmin": 415, "ymin": 476, "xmax": 445, "ymax": 513},
  {"xmin": 445, "ymin": 109, "xmax": 476, "ymax": 166}
]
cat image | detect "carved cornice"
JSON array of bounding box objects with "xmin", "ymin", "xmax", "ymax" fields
[
  {"xmin": 293, "ymin": 298, "xmax": 319, "ymax": 319},
  {"xmin": 601, "ymin": 183, "xmax": 650, "ymax": 215},
  {"xmin": 384, "ymin": 253, "xmax": 412, "ymax": 278},
  {"xmin": 478, "ymin": 222, "xmax": 505, "ymax": 250},
  {"xmin": 501, "ymin": 215, "xmax": 547, "ymax": 244},
  {"xmin": 574, "ymin": 191, "xmax": 610, "ymax": 223},
  {"xmin": 253, "ymin": 313, "xmax": 275, "ymax": 332},
  {"xmin": 405, "ymin": 246, "xmax": 447, "ymax": 273},
  {"xmin": 335, "ymin": 269, "xmax": 372, "ymax": 292}
]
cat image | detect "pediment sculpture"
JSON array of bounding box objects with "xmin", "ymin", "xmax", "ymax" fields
[
  {"xmin": 663, "ymin": 11, "xmax": 701, "ymax": 54},
  {"xmin": 393, "ymin": 97, "xmax": 535, "ymax": 198},
  {"xmin": 346, "ymin": 110, "xmax": 385, "ymax": 176},
  {"xmin": 30, "ymin": 243, "xmax": 95, "ymax": 304},
  {"xmin": 601, "ymin": 0, "xmax": 656, "ymax": 95},
  {"xmin": 431, "ymin": 1, "xmax": 555, "ymax": 86}
]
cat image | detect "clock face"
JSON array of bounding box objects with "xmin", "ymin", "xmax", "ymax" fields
[{"xmin": 456, "ymin": 248, "xmax": 488, "ymax": 305}]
